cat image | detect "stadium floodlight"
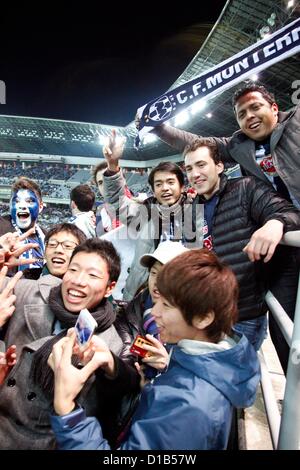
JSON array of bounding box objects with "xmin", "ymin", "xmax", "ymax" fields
[
  {"xmin": 174, "ymin": 110, "xmax": 189, "ymax": 126},
  {"xmin": 259, "ymin": 26, "xmax": 271, "ymax": 39},
  {"xmin": 190, "ymin": 99, "xmax": 206, "ymax": 115},
  {"xmin": 251, "ymin": 74, "xmax": 259, "ymax": 81},
  {"xmin": 143, "ymin": 133, "xmax": 157, "ymax": 145},
  {"xmin": 206, "ymin": 113, "xmax": 212, "ymax": 119},
  {"xmin": 267, "ymin": 13, "xmax": 276, "ymax": 27},
  {"xmin": 287, "ymin": 0, "xmax": 294, "ymax": 8}
]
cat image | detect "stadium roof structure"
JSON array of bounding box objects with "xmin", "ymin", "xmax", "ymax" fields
[{"xmin": 0, "ymin": 0, "xmax": 299, "ymax": 164}]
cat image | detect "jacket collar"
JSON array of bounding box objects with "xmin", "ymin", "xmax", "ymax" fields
[
  {"xmin": 37, "ymin": 274, "xmax": 61, "ymax": 303},
  {"xmin": 196, "ymin": 174, "xmax": 227, "ymax": 204},
  {"xmin": 24, "ymin": 275, "xmax": 61, "ymax": 341},
  {"xmin": 24, "ymin": 303, "xmax": 54, "ymax": 342}
]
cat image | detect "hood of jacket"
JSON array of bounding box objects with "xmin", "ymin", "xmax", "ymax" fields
[{"xmin": 171, "ymin": 332, "xmax": 260, "ymax": 408}]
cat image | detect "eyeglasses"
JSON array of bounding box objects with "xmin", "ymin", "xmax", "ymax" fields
[{"xmin": 46, "ymin": 240, "xmax": 78, "ymax": 251}]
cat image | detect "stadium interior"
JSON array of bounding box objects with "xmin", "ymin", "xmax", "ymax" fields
[{"xmin": 1, "ymin": 0, "xmax": 299, "ymax": 228}]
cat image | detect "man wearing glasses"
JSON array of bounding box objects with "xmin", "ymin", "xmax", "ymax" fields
[{"xmin": 42, "ymin": 223, "xmax": 87, "ymax": 278}]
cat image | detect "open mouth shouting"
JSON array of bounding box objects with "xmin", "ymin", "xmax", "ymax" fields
[
  {"xmin": 17, "ymin": 211, "xmax": 30, "ymax": 219},
  {"xmin": 16, "ymin": 210, "xmax": 32, "ymax": 228}
]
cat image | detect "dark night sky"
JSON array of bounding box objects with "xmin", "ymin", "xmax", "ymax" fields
[{"xmin": 0, "ymin": 1, "xmax": 227, "ymax": 126}]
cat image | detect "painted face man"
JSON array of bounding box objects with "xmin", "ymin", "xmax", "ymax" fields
[{"xmin": 10, "ymin": 188, "xmax": 43, "ymax": 231}]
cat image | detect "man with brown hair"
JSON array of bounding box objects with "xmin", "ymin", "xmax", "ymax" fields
[
  {"xmin": 153, "ymin": 80, "xmax": 300, "ymax": 209},
  {"xmin": 184, "ymin": 138, "xmax": 300, "ymax": 369},
  {"xmin": 0, "ymin": 177, "xmax": 45, "ymax": 279},
  {"xmin": 102, "ymin": 131, "xmax": 197, "ymax": 300},
  {"xmin": 69, "ymin": 184, "xmax": 96, "ymax": 239}
]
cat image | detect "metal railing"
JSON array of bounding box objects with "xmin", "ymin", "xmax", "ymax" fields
[{"xmin": 262, "ymin": 230, "xmax": 300, "ymax": 450}]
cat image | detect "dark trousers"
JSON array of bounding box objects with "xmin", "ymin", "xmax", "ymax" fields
[{"xmin": 266, "ymin": 246, "xmax": 300, "ymax": 375}]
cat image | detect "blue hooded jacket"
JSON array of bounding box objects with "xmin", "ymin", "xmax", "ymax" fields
[{"xmin": 51, "ymin": 333, "xmax": 260, "ymax": 450}]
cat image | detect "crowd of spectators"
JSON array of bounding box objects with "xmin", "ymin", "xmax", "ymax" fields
[{"xmin": 0, "ymin": 161, "xmax": 78, "ymax": 181}]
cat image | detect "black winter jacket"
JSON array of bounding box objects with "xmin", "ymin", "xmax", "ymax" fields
[
  {"xmin": 193, "ymin": 175, "xmax": 300, "ymax": 321},
  {"xmin": 155, "ymin": 104, "xmax": 300, "ymax": 205},
  {"xmin": 114, "ymin": 288, "xmax": 149, "ymax": 358}
]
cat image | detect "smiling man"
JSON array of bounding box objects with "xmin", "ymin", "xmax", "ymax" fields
[
  {"xmin": 43, "ymin": 223, "xmax": 87, "ymax": 278},
  {"xmin": 102, "ymin": 130, "xmax": 196, "ymax": 300},
  {"xmin": 153, "ymin": 80, "xmax": 300, "ymax": 209},
  {"xmin": 0, "ymin": 238, "xmax": 137, "ymax": 449},
  {"xmin": 152, "ymin": 80, "xmax": 300, "ymax": 372},
  {"xmin": 183, "ymin": 138, "xmax": 300, "ymax": 361},
  {"xmin": 0, "ymin": 177, "xmax": 45, "ymax": 279},
  {"xmin": 49, "ymin": 249, "xmax": 260, "ymax": 450}
]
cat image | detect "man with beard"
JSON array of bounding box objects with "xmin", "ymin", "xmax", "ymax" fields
[{"xmin": 0, "ymin": 177, "xmax": 45, "ymax": 279}]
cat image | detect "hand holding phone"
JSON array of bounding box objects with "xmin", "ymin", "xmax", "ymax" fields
[
  {"xmin": 75, "ymin": 308, "xmax": 97, "ymax": 351},
  {"xmin": 130, "ymin": 335, "xmax": 153, "ymax": 358}
]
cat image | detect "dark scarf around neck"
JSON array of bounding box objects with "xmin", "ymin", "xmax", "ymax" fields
[{"xmin": 30, "ymin": 284, "xmax": 116, "ymax": 396}]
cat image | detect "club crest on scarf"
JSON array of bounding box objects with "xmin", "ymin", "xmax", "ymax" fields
[{"xmin": 148, "ymin": 95, "xmax": 173, "ymax": 122}]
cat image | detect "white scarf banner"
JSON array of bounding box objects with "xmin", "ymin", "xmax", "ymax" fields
[{"xmin": 136, "ymin": 17, "xmax": 300, "ymax": 146}]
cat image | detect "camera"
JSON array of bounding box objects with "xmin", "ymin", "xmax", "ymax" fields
[{"xmin": 130, "ymin": 335, "xmax": 153, "ymax": 358}]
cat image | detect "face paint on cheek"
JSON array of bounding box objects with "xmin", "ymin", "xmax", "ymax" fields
[
  {"xmin": 10, "ymin": 201, "xmax": 17, "ymax": 224},
  {"xmin": 10, "ymin": 189, "xmax": 40, "ymax": 229},
  {"xmin": 28, "ymin": 195, "xmax": 39, "ymax": 222}
]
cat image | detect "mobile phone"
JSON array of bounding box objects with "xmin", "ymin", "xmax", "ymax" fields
[
  {"xmin": 130, "ymin": 335, "xmax": 153, "ymax": 358},
  {"xmin": 75, "ymin": 308, "xmax": 97, "ymax": 350}
]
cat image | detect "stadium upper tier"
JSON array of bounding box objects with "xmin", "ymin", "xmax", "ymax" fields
[
  {"xmin": 0, "ymin": 115, "xmax": 127, "ymax": 159},
  {"xmin": 0, "ymin": 0, "xmax": 299, "ymax": 164}
]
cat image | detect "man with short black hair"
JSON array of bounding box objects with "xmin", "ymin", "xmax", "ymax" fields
[
  {"xmin": 49, "ymin": 249, "xmax": 260, "ymax": 450},
  {"xmin": 0, "ymin": 238, "xmax": 138, "ymax": 449},
  {"xmin": 154, "ymin": 80, "xmax": 300, "ymax": 207},
  {"xmin": 102, "ymin": 130, "xmax": 197, "ymax": 300},
  {"xmin": 43, "ymin": 222, "xmax": 87, "ymax": 278},
  {"xmin": 184, "ymin": 138, "xmax": 300, "ymax": 362},
  {"xmin": 69, "ymin": 184, "xmax": 96, "ymax": 238}
]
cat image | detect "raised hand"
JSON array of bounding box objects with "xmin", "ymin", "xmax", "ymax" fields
[
  {"xmin": 72, "ymin": 330, "xmax": 115, "ymax": 377},
  {"xmin": 102, "ymin": 129, "xmax": 126, "ymax": 171},
  {"xmin": 0, "ymin": 227, "xmax": 39, "ymax": 268},
  {"xmin": 134, "ymin": 112, "xmax": 141, "ymax": 131},
  {"xmin": 48, "ymin": 331, "xmax": 115, "ymax": 416},
  {"xmin": 48, "ymin": 332, "xmax": 94, "ymax": 415},
  {"xmin": 0, "ymin": 345, "xmax": 17, "ymax": 385},
  {"xmin": 0, "ymin": 267, "xmax": 23, "ymax": 327},
  {"xmin": 243, "ymin": 219, "xmax": 284, "ymax": 263}
]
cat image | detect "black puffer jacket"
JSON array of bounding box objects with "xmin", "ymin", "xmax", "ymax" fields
[
  {"xmin": 193, "ymin": 175, "xmax": 300, "ymax": 321},
  {"xmin": 114, "ymin": 288, "xmax": 149, "ymax": 359},
  {"xmin": 155, "ymin": 104, "xmax": 300, "ymax": 205}
]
